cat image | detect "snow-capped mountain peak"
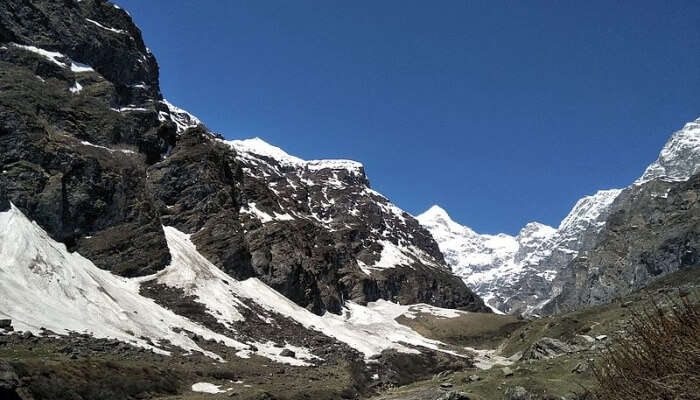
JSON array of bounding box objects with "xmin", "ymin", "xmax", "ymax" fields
[
  {"xmin": 420, "ymin": 116, "xmax": 700, "ymax": 314},
  {"xmin": 417, "ymin": 205, "xmax": 559, "ymax": 312},
  {"xmin": 416, "ymin": 205, "xmax": 475, "ymax": 236},
  {"xmin": 418, "ymin": 190, "xmax": 627, "ymax": 313},
  {"xmin": 635, "ymin": 117, "xmax": 700, "ymax": 185}
]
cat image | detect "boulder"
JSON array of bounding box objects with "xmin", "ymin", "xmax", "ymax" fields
[
  {"xmin": 0, "ymin": 320, "xmax": 11, "ymax": 330},
  {"xmin": 501, "ymin": 366, "xmax": 514, "ymax": 377},
  {"xmin": 279, "ymin": 349, "xmax": 296, "ymax": 358},
  {"xmin": 571, "ymin": 362, "xmax": 588, "ymax": 374},
  {"xmin": 575, "ymin": 334, "xmax": 595, "ymax": 344},
  {"xmin": 520, "ymin": 337, "xmax": 576, "ymax": 360}
]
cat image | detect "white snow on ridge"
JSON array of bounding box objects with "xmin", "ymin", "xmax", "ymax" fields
[
  {"xmin": 161, "ymin": 99, "xmax": 202, "ymax": 133},
  {"xmin": 222, "ymin": 137, "xmax": 364, "ymax": 175},
  {"xmin": 85, "ymin": 18, "xmax": 128, "ymax": 35},
  {"xmin": 556, "ymin": 189, "xmax": 622, "ymax": 235},
  {"xmin": 218, "ymin": 136, "xmax": 446, "ymax": 276},
  {"xmin": 10, "ymin": 43, "xmax": 94, "ymax": 73},
  {"xmin": 227, "ymin": 137, "xmax": 304, "ymax": 167},
  {"xmin": 636, "ymin": 117, "xmax": 700, "ymax": 185}
]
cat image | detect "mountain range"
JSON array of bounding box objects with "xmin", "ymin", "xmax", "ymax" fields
[
  {"xmin": 0, "ymin": 1, "xmax": 698, "ymax": 399},
  {"xmin": 418, "ymin": 117, "xmax": 700, "ymax": 314}
]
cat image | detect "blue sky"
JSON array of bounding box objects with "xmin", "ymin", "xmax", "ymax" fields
[{"xmin": 117, "ymin": 0, "xmax": 700, "ymax": 235}]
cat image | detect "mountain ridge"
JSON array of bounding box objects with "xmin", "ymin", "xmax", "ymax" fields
[{"xmin": 420, "ymin": 117, "xmax": 700, "ymax": 314}]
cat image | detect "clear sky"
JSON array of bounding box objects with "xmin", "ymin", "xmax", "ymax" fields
[{"xmin": 116, "ymin": 0, "xmax": 700, "ymax": 235}]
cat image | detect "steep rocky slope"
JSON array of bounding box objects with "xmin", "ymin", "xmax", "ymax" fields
[
  {"xmin": 543, "ymin": 172, "xmax": 699, "ymax": 314},
  {"xmin": 420, "ymin": 117, "xmax": 700, "ymax": 314},
  {"xmin": 0, "ymin": 0, "xmax": 485, "ymax": 316}
]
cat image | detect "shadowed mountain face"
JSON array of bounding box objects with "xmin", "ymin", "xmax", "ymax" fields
[{"xmin": 0, "ymin": 0, "xmax": 485, "ymax": 315}]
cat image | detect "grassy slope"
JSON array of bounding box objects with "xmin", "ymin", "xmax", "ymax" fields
[{"xmin": 374, "ymin": 265, "xmax": 700, "ymax": 400}]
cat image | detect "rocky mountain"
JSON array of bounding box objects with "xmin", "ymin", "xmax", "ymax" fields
[
  {"xmin": 0, "ymin": 0, "xmax": 484, "ymax": 316},
  {"xmin": 0, "ymin": 1, "xmax": 493, "ymax": 396},
  {"xmin": 542, "ymin": 174, "xmax": 699, "ymax": 314},
  {"xmin": 416, "ymin": 206, "xmax": 556, "ymax": 313},
  {"xmin": 420, "ymin": 117, "xmax": 700, "ymax": 315}
]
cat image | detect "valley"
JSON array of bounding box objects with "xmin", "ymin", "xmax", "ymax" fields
[{"xmin": 0, "ymin": 1, "xmax": 698, "ymax": 399}]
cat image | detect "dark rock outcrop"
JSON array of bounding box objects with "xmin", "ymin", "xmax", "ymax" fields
[
  {"xmin": 148, "ymin": 132, "xmax": 486, "ymax": 314},
  {"xmin": 520, "ymin": 337, "xmax": 576, "ymax": 360},
  {"xmin": 543, "ymin": 174, "xmax": 700, "ymax": 314}
]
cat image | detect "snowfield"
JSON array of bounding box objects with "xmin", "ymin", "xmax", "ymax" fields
[
  {"xmin": 0, "ymin": 204, "xmax": 468, "ymax": 364},
  {"xmin": 0, "ymin": 204, "xmax": 248, "ymax": 360}
]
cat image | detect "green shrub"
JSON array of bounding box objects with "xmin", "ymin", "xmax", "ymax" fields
[{"xmin": 591, "ymin": 294, "xmax": 700, "ymax": 400}]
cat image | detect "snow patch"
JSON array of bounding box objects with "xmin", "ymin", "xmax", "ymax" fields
[
  {"xmin": 0, "ymin": 204, "xmax": 247, "ymax": 360},
  {"xmin": 222, "ymin": 137, "xmax": 364, "ymax": 175},
  {"xmin": 161, "ymin": 99, "xmax": 201, "ymax": 133},
  {"xmin": 10, "ymin": 43, "xmax": 94, "ymax": 73},
  {"xmin": 69, "ymin": 81, "xmax": 83, "ymax": 94},
  {"xmin": 240, "ymin": 203, "xmax": 294, "ymax": 223},
  {"xmin": 85, "ymin": 18, "xmax": 128, "ymax": 35},
  {"xmin": 79, "ymin": 141, "xmax": 135, "ymax": 154},
  {"xmin": 191, "ymin": 382, "xmax": 225, "ymax": 394}
]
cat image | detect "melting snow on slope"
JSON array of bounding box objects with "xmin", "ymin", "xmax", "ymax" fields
[
  {"xmin": 191, "ymin": 382, "xmax": 225, "ymax": 394},
  {"xmin": 0, "ymin": 203, "xmax": 471, "ymax": 364},
  {"xmin": 79, "ymin": 140, "xmax": 135, "ymax": 154},
  {"xmin": 161, "ymin": 99, "xmax": 202, "ymax": 133},
  {"xmin": 150, "ymin": 227, "xmax": 461, "ymax": 357},
  {"xmin": 69, "ymin": 81, "xmax": 83, "ymax": 94},
  {"xmin": 0, "ymin": 204, "xmax": 247, "ymax": 359},
  {"xmin": 239, "ymin": 202, "xmax": 294, "ymax": 223},
  {"xmin": 149, "ymin": 225, "xmax": 463, "ymax": 361},
  {"xmin": 143, "ymin": 227, "xmax": 248, "ymax": 327},
  {"xmin": 10, "ymin": 43, "xmax": 94, "ymax": 72},
  {"xmin": 159, "ymin": 229, "xmax": 464, "ymax": 358}
]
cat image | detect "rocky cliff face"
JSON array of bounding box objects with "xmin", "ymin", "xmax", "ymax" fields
[
  {"xmin": 420, "ymin": 118, "xmax": 700, "ymax": 315},
  {"xmin": 0, "ymin": 0, "xmax": 484, "ymax": 315},
  {"xmin": 543, "ymin": 173, "xmax": 699, "ymax": 314},
  {"xmin": 0, "ymin": 0, "xmax": 176, "ymax": 277}
]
